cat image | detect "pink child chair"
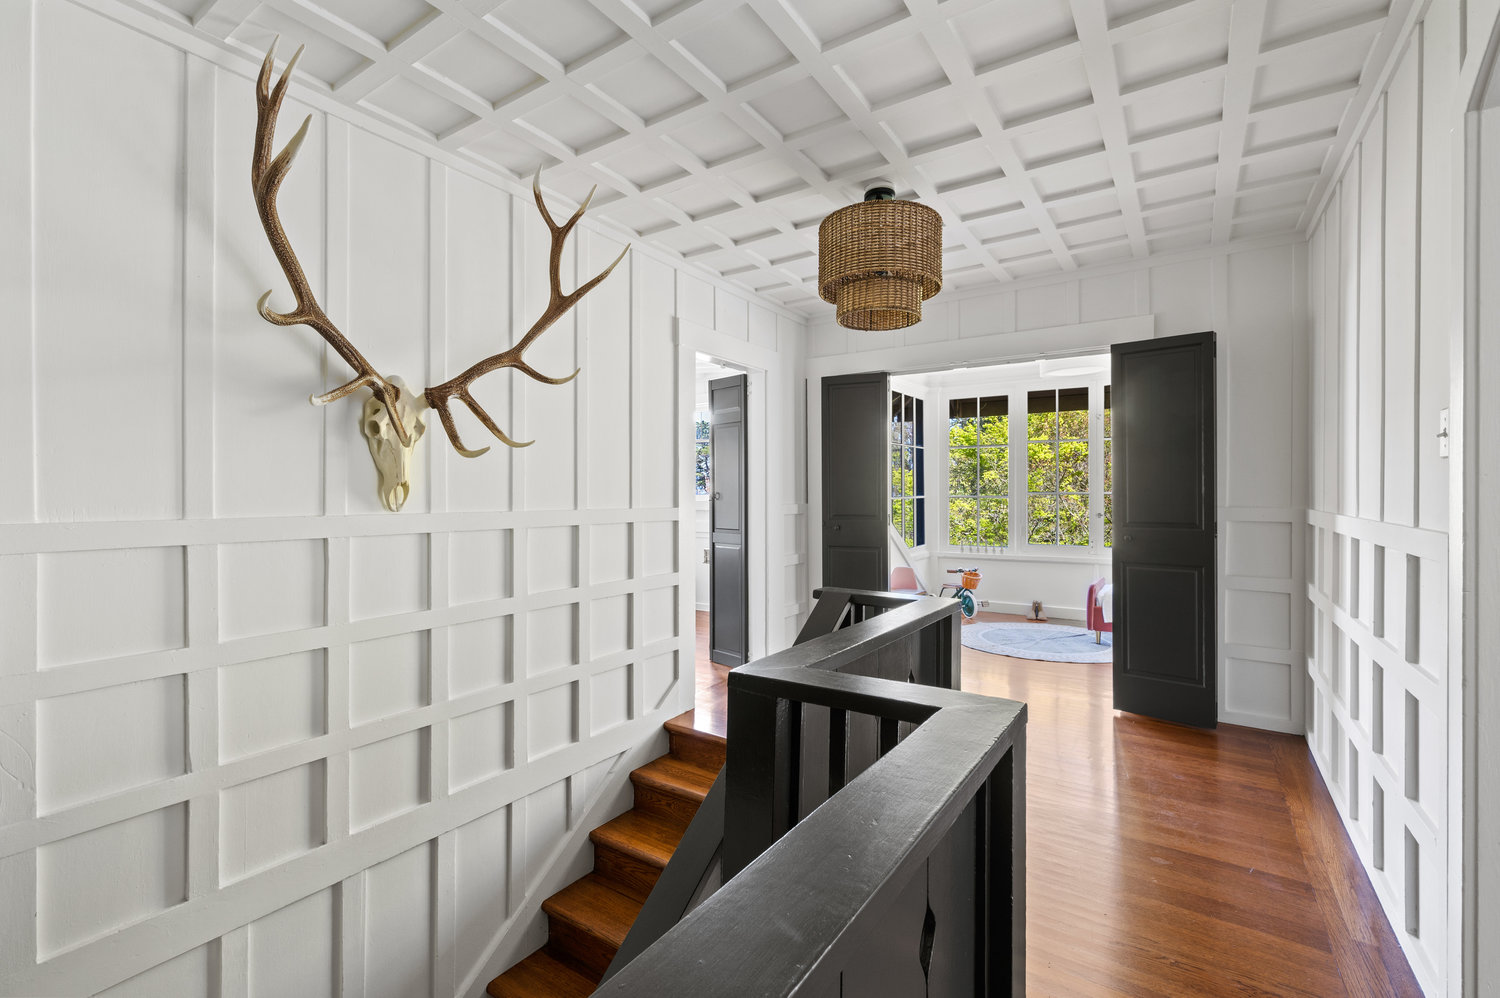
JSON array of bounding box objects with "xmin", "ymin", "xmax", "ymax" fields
[
  {"xmin": 1086, "ymin": 577, "xmax": 1112, "ymax": 643},
  {"xmin": 890, "ymin": 566, "xmax": 921, "ymax": 595}
]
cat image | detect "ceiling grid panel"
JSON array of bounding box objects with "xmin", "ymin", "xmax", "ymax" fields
[{"xmin": 117, "ymin": 0, "xmax": 1410, "ymax": 316}]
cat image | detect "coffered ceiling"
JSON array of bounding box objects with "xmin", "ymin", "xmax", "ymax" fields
[{"xmin": 138, "ymin": 0, "xmax": 1413, "ymax": 316}]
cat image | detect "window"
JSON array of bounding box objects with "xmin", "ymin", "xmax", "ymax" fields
[
  {"xmin": 1103, "ymin": 386, "xmax": 1112, "ymax": 547},
  {"xmin": 890, "ymin": 392, "xmax": 925, "ymax": 547},
  {"xmin": 1027, "ymin": 388, "xmax": 1089, "ymax": 546},
  {"xmin": 694, "ymin": 410, "xmax": 711, "ymax": 497},
  {"xmin": 948, "ymin": 396, "xmax": 1008, "ymax": 547}
]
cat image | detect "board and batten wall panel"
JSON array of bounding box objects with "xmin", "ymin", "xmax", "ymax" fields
[
  {"xmin": 0, "ymin": 2, "xmax": 806, "ymax": 996},
  {"xmin": 1304, "ymin": 20, "xmax": 1453, "ymax": 995},
  {"xmin": 807, "ymin": 240, "xmax": 1309, "ymax": 735}
]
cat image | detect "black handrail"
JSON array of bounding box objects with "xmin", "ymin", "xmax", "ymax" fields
[
  {"xmin": 600, "ymin": 594, "xmax": 1026, "ymax": 995},
  {"xmin": 600, "ymin": 590, "xmax": 959, "ymax": 982},
  {"xmin": 600, "ymin": 649, "xmax": 1026, "ymax": 995}
]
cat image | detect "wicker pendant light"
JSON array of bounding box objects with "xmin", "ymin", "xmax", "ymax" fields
[{"xmin": 818, "ymin": 185, "xmax": 942, "ymax": 331}]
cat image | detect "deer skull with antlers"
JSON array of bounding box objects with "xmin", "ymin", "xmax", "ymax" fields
[{"xmin": 251, "ymin": 40, "xmax": 628, "ymax": 511}]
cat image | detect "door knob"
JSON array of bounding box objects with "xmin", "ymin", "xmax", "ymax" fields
[
  {"xmin": 833, "ymin": 523, "xmax": 842, "ymax": 532},
  {"xmin": 712, "ymin": 491, "xmax": 722, "ymax": 500}
]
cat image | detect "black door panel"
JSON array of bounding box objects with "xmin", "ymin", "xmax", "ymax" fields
[
  {"xmin": 821, "ymin": 373, "xmax": 891, "ymax": 592},
  {"xmin": 1111, "ymin": 333, "xmax": 1216, "ymax": 728},
  {"xmin": 710, "ymin": 375, "xmax": 748, "ymax": 668}
]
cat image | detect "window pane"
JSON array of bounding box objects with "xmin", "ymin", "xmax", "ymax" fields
[
  {"xmin": 1058, "ymin": 386, "xmax": 1088, "ymax": 412},
  {"xmin": 1027, "ymin": 441, "xmax": 1058, "ymax": 493},
  {"xmin": 695, "ymin": 412, "xmax": 711, "ymax": 443},
  {"xmin": 913, "ymin": 444, "xmax": 925, "ymax": 498},
  {"xmin": 904, "ymin": 502, "xmax": 916, "ymax": 547},
  {"xmin": 913, "ymin": 398, "xmax": 924, "ymax": 446},
  {"xmin": 949, "ymin": 398, "xmax": 976, "ymax": 446},
  {"xmin": 979, "ymin": 448, "xmax": 1007, "ymax": 495},
  {"xmin": 978, "ymin": 396, "xmax": 1007, "ymax": 446},
  {"xmin": 1027, "ymin": 390, "xmax": 1056, "ymax": 440},
  {"xmin": 1058, "ymin": 440, "xmax": 1088, "ymax": 493},
  {"xmin": 901, "ymin": 448, "xmax": 915, "ymax": 497},
  {"xmin": 1103, "ymin": 386, "xmax": 1111, "ymax": 437},
  {"xmin": 949, "ymin": 497, "xmax": 977, "ymax": 545},
  {"xmin": 892, "ymin": 497, "xmax": 903, "ymax": 533},
  {"xmin": 696, "ymin": 442, "xmax": 711, "ymax": 495},
  {"xmin": 1059, "ymin": 493, "xmax": 1089, "ymax": 545},
  {"xmin": 892, "ymin": 392, "xmax": 903, "ymax": 444},
  {"xmin": 891, "ymin": 447, "xmax": 902, "ymax": 497},
  {"xmin": 949, "ymin": 448, "xmax": 977, "ymax": 497},
  {"xmin": 1103, "ymin": 492, "xmax": 1113, "ymax": 548},
  {"xmin": 977, "ymin": 498, "xmax": 1008, "ymax": 546},
  {"xmin": 1028, "ymin": 494, "xmax": 1058, "ymax": 544},
  {"xmin": 1104, "ymin": 439, "xmax": 1112, "ymax": 492},
  {"xmin": 1058, "ymin": 408, "xmax": 1088, "ymax": 439},
  {"xmin": 902, "ymin": 395, "xmax": 915, "ymax": 445}
]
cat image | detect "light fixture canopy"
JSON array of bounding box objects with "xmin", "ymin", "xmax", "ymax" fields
[{"xmin": 818, "ymin": 186, "xmax": 942, "ymax": 331}]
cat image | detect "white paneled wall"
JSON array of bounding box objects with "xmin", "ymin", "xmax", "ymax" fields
[
  {"xmin": 1305, "ymin": 8, "xmax": 1462, "ymax": 992},
  {"xmin": 808, "ymin": 239, "xmax": 1309, "ymax": 733},
  {"xmin": 0, "ymin": 3, "xmax": 804, "ymax": 996}
]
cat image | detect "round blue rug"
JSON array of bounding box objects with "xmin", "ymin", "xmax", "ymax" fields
[{"xmin": 961, "ymin": 621, "xmax": 1112, "ymax": 663}]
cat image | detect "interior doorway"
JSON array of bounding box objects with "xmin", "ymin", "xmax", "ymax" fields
[{"xmin": 691, "ymin": 354, "xmax": 749, "ymax": 668}]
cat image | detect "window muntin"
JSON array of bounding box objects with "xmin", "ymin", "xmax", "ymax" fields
[
  {"xmin": 890, "ymin": 392, "xmax": 925, "ymax": 547},
  {"xmin": 948, "ymin": 395, "xmax": 1008, "ymax": 546},
  {"xmin": 1027, "ymin": 387, "xmax": 1089, "ymax": 546}
]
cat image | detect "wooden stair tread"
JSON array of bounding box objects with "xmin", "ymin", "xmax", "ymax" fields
[
  {"xmin": 664, "ymin": 712, "xmax": 726, "ymax": 748},
  {"xmin": 486, "ymin": 950, "xmax": 595, "ymax": 998},
  {"xmin": 591, "ymin": 809, "xmax": 687, "ymax": 868},
  {"xmin": 542, "ymin": 873, "xmax": 641, "ymax": 950},
  {"xmin": 630, "ymin": 755, "xmax": 718, "ymax": 802}
]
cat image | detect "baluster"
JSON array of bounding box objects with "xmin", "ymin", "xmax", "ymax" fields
[
  {"xmin": 828, "ymin": 708, "xmax": 848, "ymax": 793},
  {"xmin": 878, "ymin": 716, "xmax": 899, "ymax": 757}
]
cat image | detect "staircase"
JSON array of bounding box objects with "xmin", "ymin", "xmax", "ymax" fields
[{"xmin": 488, "ymin": 713, "xmax": 727, "ymax": 997}]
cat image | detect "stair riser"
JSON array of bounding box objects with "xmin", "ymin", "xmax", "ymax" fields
[
  {"xmin": 631, "ymin": 780, "xmax": 704, "ymax": 826},
  {"xmin": 668, "ymin": 731, "xmax": 726, "ymax": 771},
  {"xmin": 592, "ymin": 843, "xmax": 662, "ymax": 903},
  {"xmin": 545, "ymin": 921, "xmax": 618, "ymax": 982}
]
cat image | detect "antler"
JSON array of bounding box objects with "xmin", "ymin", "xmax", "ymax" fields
[
  {"xmin": 251, "ymin": 39, "xmax": 410, "ymax": 446},
  {"xmin": 423, "ymin": 169, "xmax": 629, "ymax": 457}
]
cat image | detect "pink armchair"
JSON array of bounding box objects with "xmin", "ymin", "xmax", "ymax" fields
[{"xmin": 1086, "ymin": 577, "xmax": 1112, "ymax": 643}]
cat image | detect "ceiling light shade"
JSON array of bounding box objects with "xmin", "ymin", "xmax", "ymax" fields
[{"xmin": 818, "ymin": 187, "xmax": 942, "ymax": 331}]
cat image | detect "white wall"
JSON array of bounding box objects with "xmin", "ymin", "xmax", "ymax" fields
[
  {"xmin": 1303, "ymin": 4, "xmax": 1464, "ymax": 993},
  {"xmin": 807, "ymin": 237, "xmax": 1309, "ymax": 734},
  {"xmin": 0, "ymin": 3, "xmax": 804, "ymax": 996}
]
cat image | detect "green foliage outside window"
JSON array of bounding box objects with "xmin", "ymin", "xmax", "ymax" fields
[
  {"xmin": 1027, "ymin": 388, "xmax": 1089, "ymax": 545},
  {"xmin": 1103, "ymin": 386, "xmax": 1112, "ymax": 547},
  {"xmin": 948, "ymin": 396, "xmax": 1008, "ymax": 546},
  {"xmin": 890, "ymin": 392, "xmax": 924, "ymax": 547},
  {"xmin": 694, "ymin": 413, "xmax": 711, "ymax": 496}
]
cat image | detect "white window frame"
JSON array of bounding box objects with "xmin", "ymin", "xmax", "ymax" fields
[{"xmin": 937, "ymin": 374, "xmax": 1112, "ymax": 559}]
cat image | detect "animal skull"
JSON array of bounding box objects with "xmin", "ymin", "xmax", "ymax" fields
[{"xmin": 361, "ymin": 375, "xmax": 427, "ymax": 512}]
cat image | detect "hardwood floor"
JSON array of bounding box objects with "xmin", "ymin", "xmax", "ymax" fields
[{"xmin": 688, "ymin": 610, "xmax": 1421, "ymax": 996}]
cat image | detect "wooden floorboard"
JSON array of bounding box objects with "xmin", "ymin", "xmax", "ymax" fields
[{"xmin": 687, "ymin": 609, "xmax": 1422, "ymax": 996}]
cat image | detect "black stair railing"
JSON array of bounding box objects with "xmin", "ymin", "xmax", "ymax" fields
[{"xmin": 599, "ymin": 592, "xmax": 1027, "ymax": 996}]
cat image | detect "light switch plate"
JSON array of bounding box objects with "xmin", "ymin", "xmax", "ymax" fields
[{"xmin": 1439, "ymin": 407, "xmax": 1450, "ymax": 458}]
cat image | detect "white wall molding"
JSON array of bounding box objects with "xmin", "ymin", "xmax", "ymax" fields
[{"xmin": 0, "ymin": 7, "xmax": 808, "ymax": 995}]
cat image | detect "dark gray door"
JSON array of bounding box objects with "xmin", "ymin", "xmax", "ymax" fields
[
  {"xmin": 1111, "ymin": 332, "xmax": 1217, "ymax": 728},
  {"xmin": 710, "ymin": 375, "xmax": 748, "ymax": 668},
  {"xmin": 822, "ymin": 373, "xmax": 890, "ymax": 591}
]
